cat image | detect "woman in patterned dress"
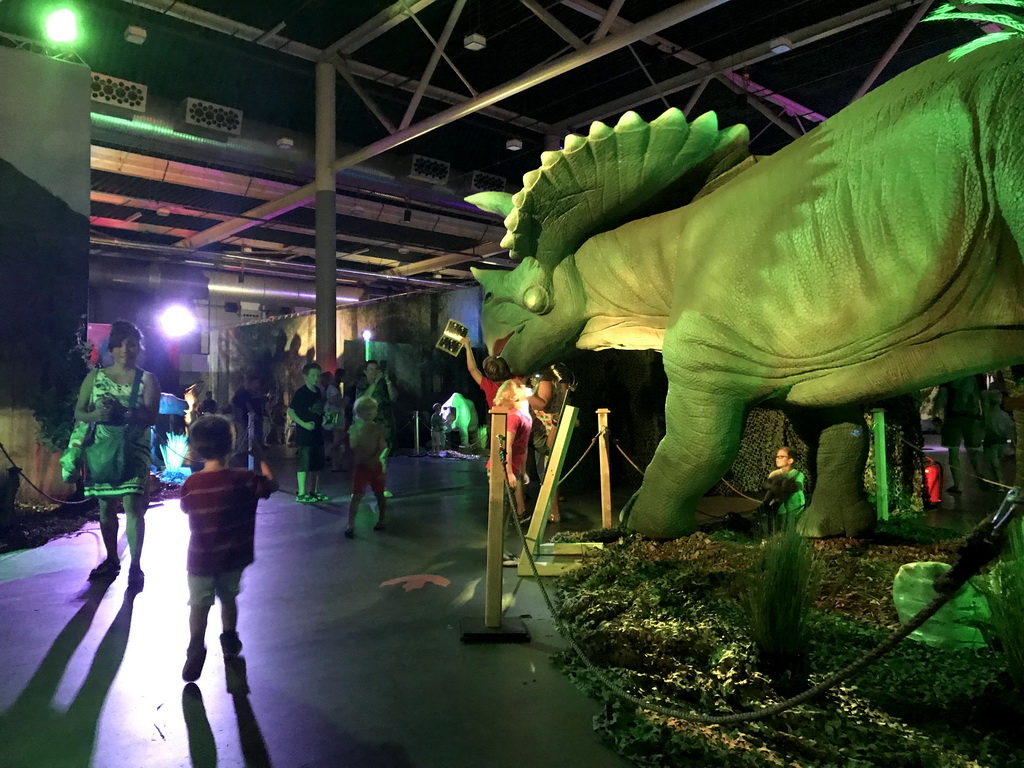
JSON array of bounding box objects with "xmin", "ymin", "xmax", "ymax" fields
[{"xmin": 74, "ymin": 321, "xmax": 160, "ymax": 589}]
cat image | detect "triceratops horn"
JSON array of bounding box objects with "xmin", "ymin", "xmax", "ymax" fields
[
  {"xmin": 470, "ymin": 266, "xmax": 503, "ymax": 295},
  {"xmin": 465, "ymin": 192, "xmax": 515, "ymax": 219}
]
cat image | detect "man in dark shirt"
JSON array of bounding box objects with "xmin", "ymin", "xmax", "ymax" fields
[
  {"xmin": 287, "ymin": 362, "xmax": 326, "ymax": 503},
  {"xmin": 231, "ymin": 376, "xmax": 265, "ymax": 445}
]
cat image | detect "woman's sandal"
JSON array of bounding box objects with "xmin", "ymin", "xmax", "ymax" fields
[{"xmin": 88, "ymin": 559, "xmax": 120, "ymax": 581}]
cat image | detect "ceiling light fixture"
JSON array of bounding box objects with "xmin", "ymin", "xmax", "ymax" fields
[
  {"xmin": 769, "ymin": 36, "xmax": 793, "ymax": 55},
  {"xmin": 506, "ymin": 138, "xmax": 523, "ymax": 151},
  {"xmin": 276, "ymin": 136, "xmax": 294, "ymax": 150},
  {"xmin": 463, "ymin": 32, "xmax": 486, "ymax": 51},
  {"xmin": 124, "ymin": 25, "xmax": 147, "ymax": 45}
]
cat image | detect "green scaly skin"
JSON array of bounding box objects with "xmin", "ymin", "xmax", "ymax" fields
[{"xmin": 473, "ymin": 39, "xmax": 1024, "ymax": 539}]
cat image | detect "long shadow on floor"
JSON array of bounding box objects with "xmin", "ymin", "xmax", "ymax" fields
[
  {"xmin": 183, "ymin": 657, "xmax": 273, "ymax": 768},
  {"xmin": 0, "ymin": 579, "xmax": 136, "ymax": 768}
]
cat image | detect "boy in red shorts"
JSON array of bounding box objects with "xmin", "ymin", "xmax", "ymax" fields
[
  {"xmin": 344, "ymin": 396, "xmax": 387, "ymax": 538},
  {"xmin": 179, "ymin": 415, "xmax": 278, "ymax": 681}
]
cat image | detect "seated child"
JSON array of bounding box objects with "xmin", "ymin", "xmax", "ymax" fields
[
  {"xmin": 179, "ymin": 415, "xmax": 278, "ymax": 682},
  {"xmin": 345, "ymin": 396, "xmax": 388, "ymax": 538},
  {"xmin": 758, "ymin": 445, "xmax": 806, "ymax": 531}
]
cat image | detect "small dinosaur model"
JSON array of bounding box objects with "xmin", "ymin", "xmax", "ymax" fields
[{"xmin": 467, "ymin": 13, "xmax": 1024, "ymax": 538}]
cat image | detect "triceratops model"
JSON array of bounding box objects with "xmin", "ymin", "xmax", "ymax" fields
[{"xmin": 466, "ymin": 30, "xmax": 1024, "ymax": 539}]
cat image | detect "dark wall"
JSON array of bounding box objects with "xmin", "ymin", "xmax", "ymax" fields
[{"xmin": 0, "ymin": 48, "xmax": 90, "ymax": 491}]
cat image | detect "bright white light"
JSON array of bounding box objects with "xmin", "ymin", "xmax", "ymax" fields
[
  {"xmin": 45, "ymin": 9, "xmax": 78, "ymax": 43},
  {"xmin": 362, "ymin": 329, "xmax": 373, "ymax": 342},
  {"xmin": 159, "ymin": 305, "xmax": 197, "ymax": 338}
]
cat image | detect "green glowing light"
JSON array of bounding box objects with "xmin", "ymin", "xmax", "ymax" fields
[{"xmin": 44, "ymin": 9, "xmax": 79, "ymax": 43}]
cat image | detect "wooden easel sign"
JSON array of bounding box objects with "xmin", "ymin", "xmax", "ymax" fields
[{"xmin": 436, "ymin": 319, "xmax": 469, "ymax": 356}]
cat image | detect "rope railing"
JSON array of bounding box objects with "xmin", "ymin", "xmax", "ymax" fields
[
  {"xmin": 895, "ymin": 433, "xmax": 1014, "ymax": 490},
  {"xmin": 0, "ymin": 441, "xmax": 94, "ymax": 506}
]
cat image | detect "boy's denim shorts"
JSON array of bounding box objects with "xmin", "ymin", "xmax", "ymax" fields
[{"xmin": 187, "ymin": 569, "xmax": 244, "ymax": 607}]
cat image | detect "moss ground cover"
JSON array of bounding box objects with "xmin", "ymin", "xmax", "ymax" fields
[{"xmin": 554, "ymin": 519, "xmax": 1020, "ymax": 767}]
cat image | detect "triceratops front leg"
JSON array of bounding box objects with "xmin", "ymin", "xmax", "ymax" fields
[{"xmin": 627, "ymin": 380, "xmax": 747, "ymax": 539}]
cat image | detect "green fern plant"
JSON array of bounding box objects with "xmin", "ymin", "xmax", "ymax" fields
[
  {"xmin": 927, "ymin": 0, "xmax": 1024, "ymax": 60},
  {"xmin": 744, "ymin": 515, "xmax": 821, "ymax": 670}
]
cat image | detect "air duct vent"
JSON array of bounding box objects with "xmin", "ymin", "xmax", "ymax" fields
[
  {"xmin": 91, "ymin": 73, "xmax": 147, "ymax": 112},
  {"xmin": 470, "ymin": 170, "xmax": 506, "ymax": 194},
  {"xmin": 183, "ymin": 97, "xmax": 243, "ymax": 135},
  {"xmin": 409, "ymin": 155, "xmax": 450, "ymax": 185}
]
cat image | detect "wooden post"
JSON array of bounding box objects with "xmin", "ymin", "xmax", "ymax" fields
[
  {"xmin": 596, "ymin": 408, "xmax": 612, "ymax": 528},
  {"xmin": 871, "ymin": 408, "xmax": 888, "ymax": 521},
  {"xmin": 485, "ymin": 409, "xmax": 507, "ymax": 629}
]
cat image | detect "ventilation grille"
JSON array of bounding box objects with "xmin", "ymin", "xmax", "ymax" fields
[
  {"xmin": 409, "ymin": 155, "xmax": 450, "ymax": 185},
  {"xmin": 90, "ymin": 73, "xmax": 147, "ymax": 112},
  {"xmin": 470, "ymin": 170, "xmax": 506, "ymax": 194},
  {"xmin": 183, "ymin": 97, "xmax": 243, "ymax": 135}
]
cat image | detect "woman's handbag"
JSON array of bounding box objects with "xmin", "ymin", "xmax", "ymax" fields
[{"xmin": 84, "ymin": 369, "xmax": 144, "ymax": 486}]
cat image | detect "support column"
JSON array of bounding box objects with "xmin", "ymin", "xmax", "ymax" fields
[
  {"xmin": 315, "ymin": 60, "xmax": 338, "ymax": 372},
  {"xmin": 871, "ymin": 408, "xmax": 889, "ymax": 521}
]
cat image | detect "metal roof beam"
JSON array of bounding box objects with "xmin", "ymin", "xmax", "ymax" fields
[
  {"xmin": 401, "ymin": 0, "xmax": 470, "ymax": 131},
  {"xmin": 519, "ymin": 0, "xmax": 586, "ymax": 49},
  {"xmin": 591, "ymin": 0, "xmax": 626, "ymax": 41},
  {"xmin": 335, "ymin": 58, "xmax": 398, "ymax": 134},
  {"xmin": 117, "ymin": 0, "xmax": 555, "ymax": 135},
  {"xmin": 561, "ymin": 0, "xmax": 825, "ymax": 125},
  {"xmin": 178, "ymin": 0, "xmax": 737, "ymax": 250},
  {"xmin": 318, "ymin": 0, "xmax": 440, "ymax": 61},
  {"xmin": 850, "ymin": 0, "xmax": 935, "ymax": 102},
  {"xmin": 403, "ymin": 0, "xmax": 478, "ymax": 98},
  {"xmin": 558, "ymin": 0, "xmax": 929, "ymax": 130}
]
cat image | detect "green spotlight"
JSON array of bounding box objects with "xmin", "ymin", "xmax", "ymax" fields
[{"xmin": 44, "ymin": 8, "xmax": 79, "ymax": 43}]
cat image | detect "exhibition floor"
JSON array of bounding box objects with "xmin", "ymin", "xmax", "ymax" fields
[
  {"xmin": 0, "ymin": 455, "xmax": 630, "ymax": 768},
  {"xmin": 0, "ymin": 446, "xmax": 1002, "ymax": 767}
]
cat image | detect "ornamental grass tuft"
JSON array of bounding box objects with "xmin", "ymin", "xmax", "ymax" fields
[{"xmin": 743, "ymin": 514, "xmax": 820, "ymax": 669}]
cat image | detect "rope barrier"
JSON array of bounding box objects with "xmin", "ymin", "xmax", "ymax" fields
[
  {"xmin": 718, "ymin": 477, "xmax": 764, "ymax": 504},
  {"xmin": 613, "ymin": 439, "xmax": 645, "ymax": 476},
  {"xmin": 0, "ymin": 441, "xmax": 94, "ymax": 506},
  {"xmin": 557, "ymin": 429, "xmax": 602, "ymax": 484},
  {"xmin": 500, "ymin": 458, "xmax": 1020, "ymax": 725},
  {"xmin": 895, "ymin": 433, "xmax": 1014, "ymax": 490}
]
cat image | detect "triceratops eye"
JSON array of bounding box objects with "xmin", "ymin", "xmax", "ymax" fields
[
  {"xmin": 484, "ymin": 292, "xmax": 493, "ymax": 302},
  {"xmin": 522, "ymin": 284, "xmax": 552, "ymax": 315}
]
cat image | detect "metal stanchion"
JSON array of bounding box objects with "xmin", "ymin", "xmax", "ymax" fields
[
  {"xmin": 871, "ymin": 408, "xmax": 889, "ymax": 521},
  {"xmin": 246, "ymin": 412, "xmax": 256, "ymax": 471},
  {"xmin": 597, "ymin": 408, "xmax": 612, "ymax": 529},
  {"xmin": 460, "ymin": 409, "xmax": 528, "ymax": 642},
  {"xmin": 414, "ymin": 410, "xmax": 421, "ymax": 456}
]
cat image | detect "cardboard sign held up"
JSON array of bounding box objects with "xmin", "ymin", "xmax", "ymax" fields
[{"xmin": 436, "ymin": 319, "xmax": 469, "ymax": 356}]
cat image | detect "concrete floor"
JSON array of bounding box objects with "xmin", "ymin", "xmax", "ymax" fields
[
  {"xmin": 0, "ymin": 455, "xmax": 633, "ymax": 768},
  {"xmin": 0, "ymin": 442, "xmax": 1006, "ymax": 768}
]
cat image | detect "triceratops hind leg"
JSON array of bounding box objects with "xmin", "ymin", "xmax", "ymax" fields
[
  {"xmin": 790, "ymin": 405, "xmax": 876, "ymax": 538},
  {"xmin": 627, "ymin": 385, "xmax": 746, "ymax": 539}
]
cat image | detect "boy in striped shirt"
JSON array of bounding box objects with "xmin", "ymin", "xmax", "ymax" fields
[{"xmin": 180, "ymin": 415, "xmax": 278, "ymax": 682}]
